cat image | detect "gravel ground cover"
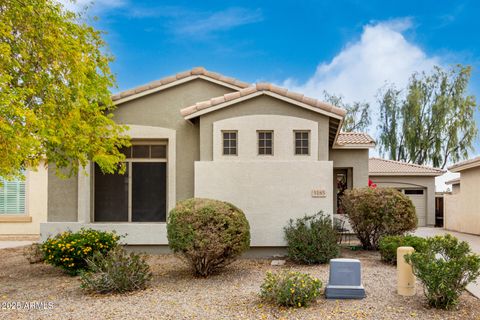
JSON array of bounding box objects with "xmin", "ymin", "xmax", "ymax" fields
[{"xmin": 0, "ymin": 246, "xmax": 479, "ymax": 319}]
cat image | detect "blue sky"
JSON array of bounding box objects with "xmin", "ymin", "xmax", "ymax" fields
[{"xmin": 69, "ymin": 0, "xmax": 480, "ymax": 154}]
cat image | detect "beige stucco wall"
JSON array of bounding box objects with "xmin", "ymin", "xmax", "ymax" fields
[
  {"xmin": 368, "ymin": 175, "xmax": 436, "ymax": 226},
  {"xmin": 213, "ymin": 115, "xmax": 319, "ymax": 161},
  {"xmin": 0, "ymin": 164, "xmax": 48, "ymax": 236},
  {"xmin": 329, "ymin": 149, "xmax": 369, "ymax": 188},
  {"xmin": 195, "ymin": 161, "xmax": 333, "ymax": 246},
  {"xmin": 445, "ymin": 167, "xmax": 480, "ymax": 234},
  {"xmin": 46, "ymin": 79, "xmax": 235, "ymax": 222},
  {"xmin": 200, "ymin": 95, "xmax": 330, "ymax": 162}
]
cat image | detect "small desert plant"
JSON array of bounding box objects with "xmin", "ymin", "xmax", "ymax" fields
[
  {"xmin": 284, "ymin": 212, "xmax": 340, "ymax": 264},
  {"xmin": 341, "ymin": 187, "xmax": 417, "ymax": 250},
  {"xmin": 260, "ymin": 270, "xmax": 322, "ymax": 307},
  {"xmin": 405, "ymin": 234, "xmax": 480, "ymax": 310},
  {"xmin": 167, "ymin": 198, "xmax": 250, "ymax": 277},
  {"xmin": 80, "ymin": 247, "xmax": 152, "ymax": 294},
  {"xmin": 379, "ymin": 235, "xmax": 427, "ymax": 264},
  {"xmin": 41, "ymin": 228, "xmax": 120, "ymax": 275},
  {"xmin": 23, "ymin": 243, "xmax": 44, "ymax": 264}
]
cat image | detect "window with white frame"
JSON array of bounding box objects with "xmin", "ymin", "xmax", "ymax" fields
[
  {"xmin": 94, "ymin": 143, "xmax": 167, "ymax": 222},
  {"xmin": 258, "ymin": 131, "xmax": 273, "ymax": 155},
  {"xmin": 294, "ymin": 130, "xmax": 310, "ymax": 155},
  {"xmin": 0, "ymin": 175, "xmax": 26, "ymax": 214},
  {"xmin": 222, "ymin": 131, "xmax": 238, "ymax": 155}
]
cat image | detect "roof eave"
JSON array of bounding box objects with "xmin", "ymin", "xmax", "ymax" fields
[
  {"xmin": 448, "ymin": 160, "xmax": 480, "ymax": 172},
  {"xmin": 112, "ymin": 75, "xmax": 247, "ymax": 106},
  {"xmin": 183, "ymin": 91, "xmax": 346, "ymax": 121},
  {"xmin": 332, "ymin": 143, "xmax": 376, "ymax": 149},
  {"xmin": 369, "ymin": 172, "xmax": 445, "ymax": 177}
]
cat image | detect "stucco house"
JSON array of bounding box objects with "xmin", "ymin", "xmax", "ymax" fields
[
  {"xmin": 444, "ymin": 156, "xmax": 480, "ymax": 235},
  {"xmin": 368, "ymin": 158, "xmax": 445, "ymax": 227},
  {"xmin": 0, "ymin": 164, "xmax": 48, "ymax": 240},
  {"xmin": 40, "ymin": 67, "xmax": 376, "ymax": 250}
]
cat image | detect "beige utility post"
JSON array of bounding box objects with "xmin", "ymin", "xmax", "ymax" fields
[{"xmin": 397, "ymin": 246, "xmax": 415, "ymax": 296}]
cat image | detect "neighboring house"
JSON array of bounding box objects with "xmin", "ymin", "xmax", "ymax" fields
[
  {"xmin": 0, "ymin": 164, "xmax": 48, "ymax": 239},
  {"xmin": 40, "ymin": 67, "xmax": 375, "ymax": 249},
  {"xmin": 368, "ymin": 158, "xmax": 445, "ymax": 227},
  {"xmin": 444, "ymin": 156, "xmax": 480, "ymax": 235}
]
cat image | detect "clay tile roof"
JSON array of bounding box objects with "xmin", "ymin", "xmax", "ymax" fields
[
  {"xmin": 369, "ymin": 158, "xmax": 445, "ymax": 176},
  {"xmin": 335, "ymin": 132, "xmax": 375, "ymax": 146},
  {"xmin": 448, "ymin": 155, "xmax": 480, "ymax": 172},
  {"xmin": 111, "ymin": 67, "xmax": 250, "ymax": 102},
  {"xmin": 180, "ymin": 83, "xmax": 347, "ymax": 119}
]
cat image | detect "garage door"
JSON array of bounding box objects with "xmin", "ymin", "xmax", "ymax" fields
[{"xmin": 403, "ymin": 189, "xmax": 426, "ymax": 227}]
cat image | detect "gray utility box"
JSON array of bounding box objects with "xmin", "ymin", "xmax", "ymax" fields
[{"xmin": 325, "ymin": 258, "xmax": 366, "ymax": 299}]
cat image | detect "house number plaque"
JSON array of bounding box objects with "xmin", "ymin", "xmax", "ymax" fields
[{"xmin": 311, "ymin": 189, "xmax": 326, "ymax": 198}]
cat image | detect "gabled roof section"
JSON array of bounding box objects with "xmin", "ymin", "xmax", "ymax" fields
[
  {"xmin": 111, "ymin": 67, "xmax": 250, "ymax": 105},
  {"xmin": 448, "ymin": 156, "xmax": 480, "ymax": 172},
  {"xmin": 180, "ymin": 82, "xmax": 347, "ymax": 120},
  {"xmin": 369, "ymin": 158, "xmax": 446, "ymax": 176},
  {"xmin": 334, "ymin": 132, "xmax": 375, "ymax": 149}
]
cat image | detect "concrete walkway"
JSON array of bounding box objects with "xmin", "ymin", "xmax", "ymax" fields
[
  {"xmin": 414, "ymin": 227, "xmax": 480, "ymax": 298},
  {"xmin": 0, "ymin": 240, "xmax": 34, "ymax": 249}
]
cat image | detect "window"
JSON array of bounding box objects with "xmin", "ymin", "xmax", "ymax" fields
[
  {"xmin": 404, "ymin": 189, "xmax": 424, "ymax": 195},
  {"xmin": 294, "ymin": 130, "xmax": 310, "ymax": 155},
  {"xmin": 258, "ymin": 131, "xmax": 273, "ymax": 155},
  {"xmin": 222, "ymin": 131, "xmax": 238, "ymax": 155},
  {"xmin": 94, "ymin": 143, "xmax": 167, "ymax": 222},
  {"xmin": 0, "ymin": 176, "xmax": 26, "ymax": 214}
]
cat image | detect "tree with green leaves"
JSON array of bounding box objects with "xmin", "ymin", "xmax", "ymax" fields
[
  {"xmin": 323, "ymin": 92, "xmax": 371, "ymax": 132},
  {"xmin": 0, "ymin": 0, "xmax": 129, "ymax": 180},
  {"xmin": 378, "ymin": 65, "xmax": 478, "ymax": 169}
]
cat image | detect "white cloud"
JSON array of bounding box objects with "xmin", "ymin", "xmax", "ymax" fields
[
  {"xmin": 172, "ymin": 7, "xmax": 263, "ymax": 37},
  {"xmin": 57, "ymin": 0, "xmax": 127, "ymax": 14},
  {"xmin": 283, "ymin": 18, "xmax": 441, "ymax": 105}
]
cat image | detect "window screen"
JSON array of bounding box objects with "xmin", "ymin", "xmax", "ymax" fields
[
  {"xmin": 295, "ymin": 131, "xmax": 310, "ymax": 155},
  {"xmin": 0, "ymin": 177, "xmax": 25, "ymax": 214},
  {"xmin": 94, "ymin": 164, "xmax": 128, "ymax": 222},
  {"xmin": 258, "ymin": 131, "xmax": 273, "ymax": 155},
  {"xmin": 132, "ymin": 163, "xmax": 167, "ymax": 222},
  {"xmin": 222, "ymin": 131, "xmax": 238, "ymax": 155}
]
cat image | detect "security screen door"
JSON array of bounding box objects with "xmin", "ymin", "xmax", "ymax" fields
[{"xmin": 94, "ymin": 144, "xmax": 167, "ymax": 222}]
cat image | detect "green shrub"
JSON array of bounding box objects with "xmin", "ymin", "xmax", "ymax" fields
[
  {"xmin": 284, "ymin": 212, "xmax": 340, "ymax": 264},
  {"xmin": 167, "ymin": 198, "xmax": 250, "ymax": 277},
  {"xmin": 41, "ymin": 228, "xmax": 120, "ymax": 275},
  {"xmin": 341, "ymin": 187, "xmax": 417, "ymax": 250},
  {"xmin": 260, "ymin": 270, "xmax": 322, "ymax": 307},
  {"xmin": 80, "ymin": 247, "xmax": 152, "ymax": 294},
  {"xmin": 405, "ymin": 234, "xmax": 480, "ymax": 310},
  {"xmin": 379, "ymin": 235, "xmax": 427, "ymax": 264}
]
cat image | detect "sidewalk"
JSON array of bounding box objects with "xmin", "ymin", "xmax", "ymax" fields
[
  {"xmin": 0, "ymin": 240, "xmax": 34, "ymax": 249},
  {"xmin": 414, "ymin": 227, "xmax": 480, "ymax": 298}
]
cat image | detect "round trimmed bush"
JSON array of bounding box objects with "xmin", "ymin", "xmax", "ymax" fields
[
  {"xmin": 284, "ymin": 212, "xmax": 339, "ymax": 264},
  {"xmin": 167, "ymin": 198, "xmax": 250, "ymax": 277},
  {"xmin": 379, "ymin": 235, "xmax": 427, "ymax": 264},
  {"xmin": 341, "ymin": 187, "xmax": 417, "ymax": 250}
]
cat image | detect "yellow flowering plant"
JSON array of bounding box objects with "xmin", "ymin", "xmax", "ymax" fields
[
  {"xmin": 41, "ymin": 228, "xmax": 121, "ymax": 275},
  {"xmin": 260, "ymin": 270, "xmax": 322, "ymax": 307}
]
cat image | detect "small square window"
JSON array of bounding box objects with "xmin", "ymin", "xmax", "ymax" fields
[
  {"xmin": 294, "ymin": 131, "xmax": 310, "ymax": 155},
  {"xmin": 222, "ymin": 131, "xmax": 238, "ymax": 155},
  {"xmin": 132, "ymin": 145, "xmax": 149, "ymax": 158},
  {"xmin": 258, "ymin": 131, "xmax": 273, "ymax": 155}
]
